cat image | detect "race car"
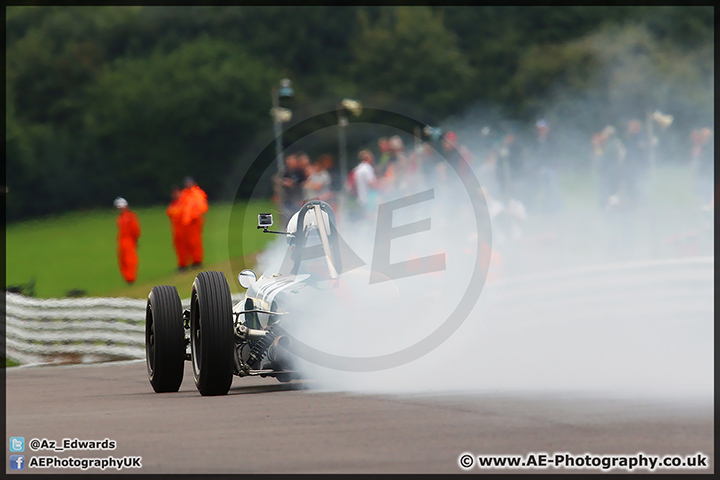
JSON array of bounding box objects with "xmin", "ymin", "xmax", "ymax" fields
[{"xmin": 145, "ymin": 200, "xmax": 345, "ymax": 396}]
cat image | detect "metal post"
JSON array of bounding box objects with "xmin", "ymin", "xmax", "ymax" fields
[
  {"xmin": 338, "ymin": 112, "xmax": 348, "ymax": 189},
  {"xmin": 272, "ymin": 86, "xmax": 285, "ymax": 175},
  {"xmin": 271, "ymin": 86, "xmax": 286, "ymax": 214}
]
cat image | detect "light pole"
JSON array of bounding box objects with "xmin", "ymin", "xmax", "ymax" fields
[
  {"xmin": 337, "ymin": 98, "xmax": 362, "ymax": 189},
  {"xmin": 338, "ymin": 113, "xmax": 349, "ymax": 186},
  {"xmin": 271, "ymin": 78, "xmax": 294, "ymax": 174},
  {"xmin": 270, "ymin": 78, "xmax": 294, "ymax": 214}
]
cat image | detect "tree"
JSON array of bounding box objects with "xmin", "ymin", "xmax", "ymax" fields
[
  {"xmin": 84, "ymin": 36, "xmax": 281, "ymax": 205},
  {"xmin": 351, "ymin": 6, "xmax": 475, "ymax": 118}
]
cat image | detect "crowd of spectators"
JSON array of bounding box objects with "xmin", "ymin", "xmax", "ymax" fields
[
  {"xmin": 270, "ymin": 116, "xmax": 712, "ymax": 280},
  {"xmin": 273, "ymin": 116, "xmax": 713, "ymax": 239}
]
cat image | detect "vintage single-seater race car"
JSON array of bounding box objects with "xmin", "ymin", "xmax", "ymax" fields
[{"xmin": 145, "ymin": 200, "xmax": 346, "ymax": 396}]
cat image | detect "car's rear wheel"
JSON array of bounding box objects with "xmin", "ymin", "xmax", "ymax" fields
[
  {"xmin": 146, "ymin": 285, "xmax": 185, "ymax": 393},
  {"xmin": 190, "ymin": 271, "xmax": 234, "ymax": 396}
]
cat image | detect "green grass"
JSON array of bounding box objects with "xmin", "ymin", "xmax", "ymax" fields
[{"xmin": 6, "ymin": 199, "xmax": 276, "ymax": 299}]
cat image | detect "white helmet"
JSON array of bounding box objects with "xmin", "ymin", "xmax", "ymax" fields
[{"xmin": 114, "ymin": 197, "xmax": 128, "ymax": 209}]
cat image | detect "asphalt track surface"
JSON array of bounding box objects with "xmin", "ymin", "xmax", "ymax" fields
[{"xmin": 5, "ymin": 258, "xmax": 714, "ymax": 474}]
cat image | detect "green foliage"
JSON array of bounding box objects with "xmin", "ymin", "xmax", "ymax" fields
[
  {"xmin": 634, "ymin": 6, "xmax": 714, "ymax": 48},
  {"xmin": 352, "ymin": 7, "xmax": 474, "ymax": 118},
  {"xmin": 85, "ymin": 35, "xmax": 279, "ymax": 205}
]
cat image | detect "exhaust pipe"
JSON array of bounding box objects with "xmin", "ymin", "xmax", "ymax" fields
[{"xmin": 267, "ymin": 335, "xmax": 294, "ymax": 367}]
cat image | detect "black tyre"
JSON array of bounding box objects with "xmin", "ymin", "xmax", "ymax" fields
[
  {"xmin": 146, "ymin": 285, "xmax": 185, "ymax": 393},
  {"xmin": 190, "ymin": 271, "xmax": 234, "ymax": 396}
]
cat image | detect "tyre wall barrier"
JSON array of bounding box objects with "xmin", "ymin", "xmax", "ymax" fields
[{"xmin": 3, "ymin": 292, "xmax": 245, "ymax": 366}]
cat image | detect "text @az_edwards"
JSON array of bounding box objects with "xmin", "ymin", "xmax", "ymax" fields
[{"xmin": 28, "ymin": 437, "xmax": 115, "ymax": 452}]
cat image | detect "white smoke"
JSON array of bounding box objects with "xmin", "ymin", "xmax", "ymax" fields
[
  {"xmin": 245, "ymin": 21, "xmax": 713, "ymax": 400},
  {"xmin": 250, "ymin": 155, "xmax": 713, "ymax": 401},
  {"xmin": 256, "ymin": 169, "xmax": 482, "ymax": 364}
]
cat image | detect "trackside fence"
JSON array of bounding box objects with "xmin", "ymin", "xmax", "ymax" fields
[{"xmin": 3, "ymin": 292, "xmax": 244, "ymax": 366}]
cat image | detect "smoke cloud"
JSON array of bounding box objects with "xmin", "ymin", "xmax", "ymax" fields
[{"xmin": 240, "ymin": 23, "xmax": 713, "ymax": 401}]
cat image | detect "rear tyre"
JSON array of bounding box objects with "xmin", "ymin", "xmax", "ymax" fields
[
  {"xmin": 146, "ymin": 285, "xmax": 185, "ymax": 393},
  {"xmin": 190, "ymin": 271, "xmax": 234, "ymax": 396}
]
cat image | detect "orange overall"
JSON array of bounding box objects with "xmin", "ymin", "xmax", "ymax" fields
[
  {"xmin": 180, "ymin": 185, "xmax": 208, "ymax": 265},
  {"xmin": 117, "ymin": 209, "xmax": 141, "ymax": 283},
  {"xmin": 167, "ymin": 196, "xmax": 190, "ymax": 268}
]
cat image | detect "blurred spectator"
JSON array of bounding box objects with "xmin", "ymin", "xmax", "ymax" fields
[
  {"xmin": 114, "ymin": 196, "xmax": 141, "ymax": 285},
  {"xmin": 440, "ymin": 131, "xmax": 474, "ymax": 179},
  {"xmin": 297, "ymin": 151, "xmax": 312, "ymax": 177},
  {"xmin": 389, "ymin": 135, "xmax": 405, "ymax": 155},
  {"xmin": 346, "ymin": 149, "xmax": 380, "ymax": 220},
  {"xmin": 690, "ymin": 127, "xmax": 714, "ymax": 207},
  {"xmin": 377, "ymin": 135, "xmax": 409, "ymax": 180},
  {"xmin": 407, "ymin": 141, "xmax": 435, "ymax": 186},
  {"xmin": 621, "ymin": 119, "xmax": 652, "ymax": 210},
  {"xmin": 592, "ymin": 125, "xmax": 625, "ymax": 210},
  {"xmin": 471, "ymin": 125, "xmax": 499, "ymax": 169},
  {"xmin": 479, "ymin": 144, "xmax": 528, "ymax": 248},
  {"xmin": 280, "ymin": 153, "xmax": 308, "ymax": 223},
  {"xmin": 166, "ymin": 185, "xmax": 189, "ymax": 272},
  {"xmin": 527, "ymin": 119, "xmax": 563, "ymax": 214},
  {"xmin": 303, "ymin": 155, "xmax": 333, "ymax": 203},
  {"xmin": 317, "ymin": 153, "xmax": 340, "ymax": 212},
  {"xmin": 396, "ymin": 149, "xmax": 420, "ymax": 192},
  {"xmin": 415, "ymin": 141, "xmax": 442, "ymax": 178},
  {"xmin": 648, "ymin": 110, "xmax": 672, "ymax": 166},
  {"xmin": 180, "ymin": 176, "xmax": 208, "ymax": 268},
  {"xmin": 384, "ymin": 135, "xmax": 421, "ymax": 192},
  {"xmin": 476, "ymin": 151, "xmax": 502, "ymax": 200},
  {"xmin": 376, "ymin": 137, "xmax": 392, "ymax": 173},
  {"xmin": 497, "ymin": 132, "xmax": 525, "ymax": 204}
]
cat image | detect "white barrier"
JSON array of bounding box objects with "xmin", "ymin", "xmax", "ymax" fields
[{"xmin": 3, "ymin": 292, "xmax": 245, "ymax": 366}]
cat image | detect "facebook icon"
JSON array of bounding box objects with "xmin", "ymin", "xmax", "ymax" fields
[{"xmin": 10, "ymin": 455, "xmax": 25, "ymax": 470}]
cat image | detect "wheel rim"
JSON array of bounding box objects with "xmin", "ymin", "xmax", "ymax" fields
[
  {"xmin": 191, "ymin": 294, "xmax": 202, "ymax": 374},
  {"xmin": 146, "ymin": 305, "xmax": 155, "ymax": 374}
]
